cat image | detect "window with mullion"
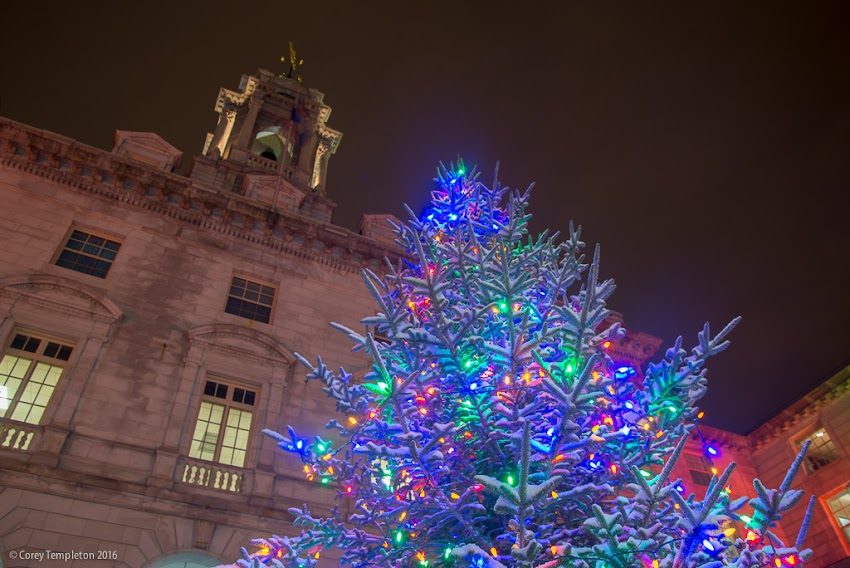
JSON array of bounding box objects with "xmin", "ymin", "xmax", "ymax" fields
[
  {"xmin": 0, "ymin": 332, "xmax": 73, "ymax": 425},
  {"xmin": 188, "ymin": 378, "xmax": 257, "ymax": 468},
  {"xmin": 828, "ymin": 488, "xmax": 850, "ymax": 543},
  {"xmin": 797, "ymin": 427, "xmax": 840, "ymax": 473},
  {"xmin": 225, "ymin": 276, "xmax": 276, "ymax": 323},
  {"xmin": 55, "ymin": 229, "xmax": 121, "ymax": 278}
]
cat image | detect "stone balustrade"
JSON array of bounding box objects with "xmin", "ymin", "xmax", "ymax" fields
[
  {"xmin": 0, "ymin": 418, "xmax": 39, "ymax": 451},
  {"xmin": 178, "ymin": 456, "xmax": 248, "ymax": 494}
]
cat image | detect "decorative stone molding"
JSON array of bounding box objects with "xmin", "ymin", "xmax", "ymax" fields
[
  {"xmin": 0, "ymin": 118, "xmax": 404, "ymax": 275},
  {"xmin": 187, "ymin": 324, "xmax": 295, "ymax": 367},
  {"xmin": 748, "ymin": 365, "xmax": 850, "ymax": 450},
  {"xmin": 193, "ymin": 519, "xmax": 215, "ymax": 549},
  {"xmin": 0, "ymin": 274, "xmax": 123, "ymax": 324},
  {"xmin": 694, "ymin": 424, "xmax": 751, "ymax": 453}
]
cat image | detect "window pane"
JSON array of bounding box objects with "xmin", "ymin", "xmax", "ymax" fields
[
  {"xmin": 10, "ymin": 334, "xmax": 27, "ymax": 350},
  {"xmin": 1, "ymin": 355, "xmax": 33, "ymax": 417},
  {"xmin": 829, "ymin": 489, "xmax": 850, "ymax": 544},
  {"xmin": 256, "ymin": 306, "xmax": 271, "ymax": 323},
  {"xmin": 189, "ymin": 402, "xmax": 224, "ymax": 462},
  {"xmin": 65, "ymin": 238, "xmax": 85, "ymax": 251},
  {"xmin": 44, "ymin": 342, "xmax": 59, "ymax": 358},
  {"xmin": 690, "ymin": 470, "xmax": 712, "ymax": 486},
  {"xmin": 219, "ymin": 446, "xmax": 235, "ymax": 465},
  {"xmin": 43, "ymin": 365, "xmax": 63, "ymax": 387},
  {"xmin": 56, "ymin": 345, "xmax": 73, "ymax": 361},
  {"xmin": 55, "ymin": 230, "xmax": 120, "ymax": 278},
  {"xmin": 226, "ymin": 277, "xmax": 275, "ymax": 323},
  {"xmin": 9, "ymin": 362, "xmax": 61, "ymax": 424},
  {"xmin": 225, "ymin": 297, "xmax": 243, "ymax": 313},
  {"xmin": 10, "ymin": 334, "xmax": 43, "ymax": 354},
  {"xmin": 1, "ymin": 354, "xmax": 32, "ymax": 380},
  {"xmin": 798, "ymin": 428, "xmax": 839, "ymax": 473},
  {"xmin": 193, "ymin": 380, "xmax": 257, "ymax": 467},
  {"xmin": 219, "ymin": 408, "xmax": 252, "ymax": 468}
]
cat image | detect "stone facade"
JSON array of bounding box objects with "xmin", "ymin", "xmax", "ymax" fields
[
  {"xmin": 0, "ymin": 70, "xmax": 401, "ymax": 568},
  {"xmin": 667, "ymin": 363, "xmax": 850, "ymax": 568}
]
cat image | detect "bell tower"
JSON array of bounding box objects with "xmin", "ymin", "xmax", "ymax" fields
[{"xmin": 190, "ymin": 65, "xmax": 343, "ymax": 221}]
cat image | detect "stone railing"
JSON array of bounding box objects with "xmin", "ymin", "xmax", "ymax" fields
[
  {"xmin": 0, "ymin": 418, "xmax": 39, "ymax": 451},
  {"xmin": 246, "ymin": 153, "xmax": 279, "ymax": 172},
  {"xmin": 177, "ymin": 456, "xmax": 247, "ymax": 494},
  {"xmin": 245, "ymin": 153, "xmax": 296, "ymax": 179}
]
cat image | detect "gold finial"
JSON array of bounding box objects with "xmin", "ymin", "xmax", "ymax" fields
[{"xmin": 280, "ymin": 41, "xmax": 304, "ymax": 82}]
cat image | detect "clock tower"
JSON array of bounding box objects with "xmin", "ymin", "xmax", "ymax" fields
[{"xmin": 191, "ymin": 67, "xmax": 343, "ymax": 223}]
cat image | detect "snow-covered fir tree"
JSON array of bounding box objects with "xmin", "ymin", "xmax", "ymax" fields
[{"xmin": 231, "ymin": 162, "xmax": 814, "ymax": 568}]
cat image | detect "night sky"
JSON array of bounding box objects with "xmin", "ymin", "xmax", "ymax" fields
[{"xmin": 2, "ymin": 2, "xmax": 848, "ymax": 434}]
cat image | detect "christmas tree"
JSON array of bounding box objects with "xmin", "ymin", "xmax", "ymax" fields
[{"xmin": 232, "ymin": 162, "xmax": 814, "ymax": 568}]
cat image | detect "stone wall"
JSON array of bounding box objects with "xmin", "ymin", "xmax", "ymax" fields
[
  {"xmin": 0, "ymin": 119, "xmax": 396, "ymax": 567},
  {"xmin": 750, "ymin": 387, "xmax": 850, "ymax": 567}
]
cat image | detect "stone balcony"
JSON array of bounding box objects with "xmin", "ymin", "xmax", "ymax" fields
[{"xmin": 177, "ymin": 456, "xmax": 251, "ymax": 494}]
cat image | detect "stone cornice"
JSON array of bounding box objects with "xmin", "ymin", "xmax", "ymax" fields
[
  {"xmin": 690, "ymin": 364, "xmax": 850, "ymax": 452},
  {"xmin": 0, "ymin": 117, "xmax": 403, "ymax": 273},
  {"xmin": 746, "ymin": 363, "xmax": 850, "ymax": 449},
  {"xmin": 693, "ymin": 423, "xmax": 751, "ymax": 452}
]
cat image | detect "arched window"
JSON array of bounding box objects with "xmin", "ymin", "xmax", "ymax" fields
[
  {"xmin": 0, "ymin": 274, "xmax": 122, "ymax": 453},
  {"xmin": 147, "ymin": 551, "xmax": 223, "ymax": 568},
  {"xmin": 160, "ymin": 324, "xmax": 294, "ymax": 495},
  {"xmin": 251, "ymin": 127, "xmax": 288, "ymax": 162}
]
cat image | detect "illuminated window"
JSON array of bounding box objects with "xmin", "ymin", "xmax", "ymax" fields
[
  {"xmin": 188, "ymin": 378, "xmax": 256, "ymax": 468},
  {"xmin": 371, "ymin": 457, "xmax": 391, "ymax": 487},
  {"xmin": 55, "ymin": 229, "xmax": 121, "ymax": 278},
  {"xmin": 225, "ymin": 277, "xmax": 276, "ymax": 324},
  {"xmin": 828, "ymin": 488, "xmax": 850, "ymax": 542},
  {"xmin": 797, "ymin": 428, "xmax": 839, "ymax": 473},
  {"xmin": 0, "ymin": 332, "xmax": 73, "ymax": 425}
]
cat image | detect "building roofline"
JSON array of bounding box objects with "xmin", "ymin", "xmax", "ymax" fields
[
  {"xmin": 0, "ymin": 117, "xmax": 404, "ymax": 274},
  {"xmin": 746, "ymin": 359, "xmax": 850, "ymax": 446}
]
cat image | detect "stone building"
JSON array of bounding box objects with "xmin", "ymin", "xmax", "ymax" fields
[
  {"xmin": 677, "ymin": 363, "xmax": 850, "ymax": 568},
  {"xmin": 0, "ymin": 66, "xmax": 849, "ymax": 568},
  {"xmin": 0, "ymin": 68, "xmax": 404, "ymax": 568}
]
